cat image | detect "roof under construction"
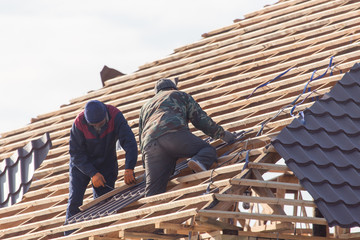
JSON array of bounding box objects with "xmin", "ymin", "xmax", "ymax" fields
[{"xmin": 1, "ymin": 0, "xmax": 360, "ymax": 239}]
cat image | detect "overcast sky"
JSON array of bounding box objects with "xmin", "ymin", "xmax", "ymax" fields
[{"xmin": 0, "ymin": 0, "xmax": 277, "ymax": 134}]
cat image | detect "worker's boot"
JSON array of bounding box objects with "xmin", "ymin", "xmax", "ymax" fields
[{"xmin": 188, "ymin": 159, "xmax": 207, "ymax": 173}]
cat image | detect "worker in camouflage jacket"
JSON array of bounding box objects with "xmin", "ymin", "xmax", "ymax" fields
[{"xmin": 139, "ymin": 78, "xmax": 236, "ymax": 196}]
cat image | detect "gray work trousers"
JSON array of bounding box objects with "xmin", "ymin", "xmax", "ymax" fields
[{"xmin": 143, "ymin": 131, "xmax": 216, "ymax": 197}]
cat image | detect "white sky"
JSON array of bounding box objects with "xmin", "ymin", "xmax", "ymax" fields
[{"xmin": 0, "ymin": 0, "xmax": 277, "ymax": 134}]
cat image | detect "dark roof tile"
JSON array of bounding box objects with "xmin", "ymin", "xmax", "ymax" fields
[
  {"xmin": 288, "ymin": 163, "xmax": 360, "ymax": 187},
  {"xmin": 290, "ymin": 113, "xmax": 360, "ymax": 134},
  {"xmin": 316, "ymin": 200, "xmax": 360, "ymax": 227},
  {"xmin": 277, "ymin": 126, "xmax": 360, "ymax": 150},
  {"xmin": 272, "ymin": 63, "xmax": 360, "ymax": 228},
  {"xmin": 299, "ymin": 179, "xmax": 360, "ymax": 205},
  {"xmin": 0, "ymin": 133, "xmax": 52, "ymax": 208},
  {"xmin": 279, "ymin": 144, "xmax": 360, "ymax": 168}
]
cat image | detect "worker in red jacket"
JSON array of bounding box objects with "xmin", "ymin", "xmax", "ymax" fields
[{"xmin": 65, "ymin": 100, "xmax": 138, "ymax": 227}]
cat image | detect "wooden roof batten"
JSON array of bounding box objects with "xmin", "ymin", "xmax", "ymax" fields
[
  {"xmin": 1, "ymin": 0, "xmax": 360, "ymax": 239},
  {"xmin": 0, "ymin": 38, "xmax": 358, "ymax": 159},
  {"xmin": 1, "ymin": 17, "xmax": 353, "ymax": 146},
  {"xmin": 0, "ymin": 0, "xmax": 357, "ymax": 141}
]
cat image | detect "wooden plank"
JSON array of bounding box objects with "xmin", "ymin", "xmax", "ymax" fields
[
  {"xmin": 214, "ymin": 194, "xmax": 315, "ymax": 208},
  {"xmin": 139, "ymin": 34, "xmax": 352, "ymax": 113},
  {"xmin": 1, "ymin": 195, "xmax": 212, "ymax": 239},
  {"xmin": 0, "ymin": 216, "xmax": 65, "ymax": 237},
  {"xmin": 0, "ymin": 36, "xmax": 354, "ymax": 155},
  {"xmin": 204, "ymin": 0, "xmax": 303, "ymax": 38},
  {"xmin": 141, "ymin": 0, "xmax": 347, "ymax": 69},
  {"xmin": 23, "ymin": 180, "xmax": 71, "ymax": 199},
  {"xmin": 247, "ymin": 162, "xmax": 290, "ymax": 172},
  {"xmin": 172, "ymin": 147, "xmax": 282, "ymax": 184},
  {"xmin": 177, "ymin": 43, "xmax": 358, "ymax": 100},
  {"xmin": 143, "ymin": 11, "xmax": 357, "ymax": 74},
  {"xmin": 243, "ymin": 0, "xmax": 313, "ymax": 21},
  {"xmin": 203, "ymin": 74, "xmax": 340, "ymax": 116},
  {"xmin": 339, "ymin": 232, "xmax": 360, "ymax": 239},
  {"xmin": 89, "ymin": 237, "xmax": 120, "ymax": 240},
  {"xmin": 1, "ymin": 173, "xmax": 223, "ymax": 229},
  {"xmin": 230, "ymin": 179, "xmax": 304, "ymax": 191},
  {"xmin": 30, "ymin": 172, "xmax": 69, "ymax": 188},
  {"xmin": 130, "ymin": 100, "xmax": 309, "ymax": 146},
  {"xmin": 2, "ymin": 8, "xmax": 358, "ymax": 146},
  {"xmin": 0, "ymin": 119, "xmax": 72, "ymax": 146},
  {"xmin": 250, "ymin": 221, "xmax": 293, "ymax": 233},
  {"xmin": 208, "ymin": 152, "xmax": 280, "ymax": 212},
  {"xmin": 173, "ymin": 0, "xmax": 356, "ymax": 54},
  {"xmin": 63, "ymin": 209, "xmax": 198, "ymax": 240},
  {"xmin": 210, "ymin": 88, "xmax": 328, "ymax": 126},
  {"xmin": 251, "ymin": 169, "xmax": 287, "ymax": 216},
  {"xmin": 50, "ymin": 7, "xmax": 358, "ymax": 110},
  {"xmin": 129, "ymin": 180, "xmax": 228, "ymax": 206},
  {"xmin": 155, "ymin": 222, "xmax": 218, "ymax": 233},
  {"xmin": 4, "ymin": 208, "xmax": 198, "ymax": 240},
  {"xmin": 236, "ymin": 230, "xmax": 333, "ymax": 240},
  {"xmin": 119, "ymin": 230, "xmax": 187, "ymax": 240},
  {"xmin": 145, "ymin": 14, "xmax": 358, "ymax": 83},
  {"xmin": 4, "ymin": 126, "xmax": 276, "ymax": 209},
  {"xmin": 81, "ymin": 185, "xmax": 213, "ymax": 214},
  {"xmin": 0, "ymin": 194, "xmax": 67, "ymax": 215},
  {"xmin": 192, "ymin": 75, "xmax": 342, "ymax": 130},
  {"xmin": 172, "ymin": 162, "xmax": 246, "ymax": 184},
  {"xmin": 198, "ymin": 231, "xmax": 222, "ymax": 240},
  {"xmin": 116, "ymin": 53, "xmax": 354, "ymax": 135},
  {"xmin": 0, "ymin": 205, "xmax": 65, "ymax": 226},
  {"xmin": 0, "ymin": 91, "xmax": 304, "ymax": 160},
  {"xmin": 198, "ymin": 210, "xmax": 328, "ymax": 225},
  {"xmin": 197, "ymin": 217, "xmax": 243, "ymax": 231},
  {"xmin": 212, "ymin": 233, "xmax": 248, "ymax": 240}
]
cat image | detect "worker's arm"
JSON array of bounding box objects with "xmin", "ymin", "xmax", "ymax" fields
[
  {"xmin": 186, "ymin": 94, "xmax": 225, "ymax": 139},
  {"xmin": 114, "ymin": 111, "xmax": 138, "ymax": 185},
  {"xmin": 138, "ymin": 108, "xmax": 143, "ymax": 152},
  {"xmin": 69, "ymin": 123, "xmax": 98, "ymax": 177}
]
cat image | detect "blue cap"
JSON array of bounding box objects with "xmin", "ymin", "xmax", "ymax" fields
[{"xmin": 84, "ymin": 100, "xmax": 106, "ymax": 124}]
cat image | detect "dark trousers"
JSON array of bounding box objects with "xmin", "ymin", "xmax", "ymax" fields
[
  {"xmin": 65, "ymin": 166, "xmax": 116, "ymax": 225},
  {"xmin": 143, "ymin": 131, "xmax": 216, "ymax": 197}
]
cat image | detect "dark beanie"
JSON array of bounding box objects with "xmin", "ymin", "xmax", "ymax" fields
[
  {"xmin": 84, "ymin": 100, "xmax": 106, "ymax": 124},
  {"xmin": 154, "ymin": 78, "xmax": 177, "ymax": 94}
]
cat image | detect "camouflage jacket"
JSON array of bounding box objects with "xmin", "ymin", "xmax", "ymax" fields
[{"xmin": 139, "ymin": 90, "xmax": 225, "ymax": 151}]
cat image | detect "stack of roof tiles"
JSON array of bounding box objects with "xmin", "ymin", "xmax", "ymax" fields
[{"xmin": 1, "ymin": 0, "xmax": 360, "ymax": 239}]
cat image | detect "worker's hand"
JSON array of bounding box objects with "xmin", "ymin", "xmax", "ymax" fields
[
  {"xmin": 221, "ymin": 131, "xmax": 236, "ymax": 144},
  {"xmin": 124, "ymin": 169, "xmax": 136, "ymax": 185},
  {"xmin": 91, "ymin": 172, "xmax": 106, "ymax": 188}
]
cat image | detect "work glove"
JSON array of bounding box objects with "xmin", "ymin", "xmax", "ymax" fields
[
  {"xmin": 124, "ymin": 169, "xmax": 136, "ymax": 185},
  {"xmin": 91, "ymin": 172, "xmax": 106, "ymax": 188},
  {"xmin": 221, "ymin": 131, "xmax": 236, "ymax": 144}
]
